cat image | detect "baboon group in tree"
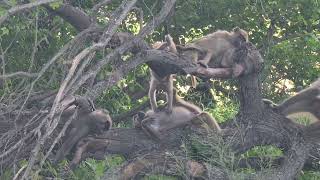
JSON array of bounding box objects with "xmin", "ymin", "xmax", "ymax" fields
[{"xmin": 54, "ymin": 27, "xmax": 319, "ymax": 169}]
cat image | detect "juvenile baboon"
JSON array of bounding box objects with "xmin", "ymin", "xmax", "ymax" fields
[
  {"xmin": 54, "ymin": 97, "xmax": 112, "ymax": 163},
  {"xmin": 264, "ymin": 78, "xmax": 320, "ymax": 121},
  {"xmin": 178, "ymin": 27, "xmax": 248, "ymax": 68},
  {"xmin": 69, "ymin": 136, "xmax": 109, "ymax": 169},
  {"xmin": 176, "ymin": 27, "xmax": 249, "ymax": 87},
  {"xmin": 141, "ymin": 106, "xmax": 198, "ymax": 140},
  {"xmin": 149, "ymin": 34, "xmax": 177, "ymax": 113},
  {"xmin": 107, "ymin": 32, "xmax": 133, "ymax": 49},
  {"xmin": 142, "ymin": 89, "xmax": 221, "ymax": 140},
  {"xmin": 173, "ymin": 88, "xmax": 221, "ymax": 131}
]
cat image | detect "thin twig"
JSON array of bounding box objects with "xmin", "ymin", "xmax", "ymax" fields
[
  {"xmin": 91, "ymin": 0, "xmax": 112, "ymax": 12},
  {"xmin": 21, "ymin": 1, "xmax": 138, "ymax": 178},
  {"xmin": 0, "ymin": 72, "xmax": 38, "ymax": 79},
  {"xmin": 0, "ymin": 0, "xmax": 59, "ymax": 26}
]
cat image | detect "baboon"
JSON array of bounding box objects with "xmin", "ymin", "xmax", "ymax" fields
[
  {"xmin": 141, "ymin": 106, "xmax": 198, "ymax": 140},
  {"xmin": 178, "ymin": 27, "xmax": 248, "ymax": 68},
  {"xmin": 264, "ymin": 78, "xmax": 320, "ymax": 121},
  {"xmin": 69, "ymin": 136, "xmax": 109, "ymax": 169},
  {"xmin": 176, "ymin": 27, "xmax": 248, "ymax": 86},
  {"xmin": 142, "ymin": 89, "xmax": 221, "ymax": 140},
  {"xmin": 149, "ymin": 34, "xmax": 177, "ymax": 113},
  {"xmin": 107, "ymin": 32, "xmax": 133, "ymax": 49},
  {"xmin": 54, "ymin": 96, "xmax": 112, "ymax": 163}
]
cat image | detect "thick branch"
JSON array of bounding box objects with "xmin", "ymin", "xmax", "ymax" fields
[
  {"xmin": 44, "ymin": 4, "xmax": 93, "ymax": 32},
  {"xmin": 112, "ymin": 101, "xmax": 149, "ymax": 123}
]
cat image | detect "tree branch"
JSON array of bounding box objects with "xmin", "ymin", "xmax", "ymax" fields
[
  {"xmin": 44, "ymin": 4, "xmax": 93, "ymax": 32},
  {"xmin": 0, "ymin": 72, "xmax": 38, "ymax": 79},
  {"xmin": 0, "ymin": 0, "xmax": 59, "ymax": 26}
]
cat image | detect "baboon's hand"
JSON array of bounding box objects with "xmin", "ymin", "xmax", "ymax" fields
[
  {"xmin": 262, "ymin": 99, "xmax": 278, "ymax": 109},
  {"xmin": 232, "ymin": 64, "xmax": 245, "ymax": 77},
  {"xmin": 197, "ymin": 61, "xmax": 208, "ymax": 68}
]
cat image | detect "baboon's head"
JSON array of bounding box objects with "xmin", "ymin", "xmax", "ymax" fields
[
  {"xmin": 232, "ymin": 27, "xmax": 249, "ymax": 46},
  {"xmin": 90, "ymin": 109, "xmax": 112, "ymax": 134}
]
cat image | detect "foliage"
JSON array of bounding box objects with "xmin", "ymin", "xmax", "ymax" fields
[
  {"xmin": 298, "ymin": 171, "xmax": 320, "ymax": 180},
  {"xmin": 242, "ymin": 145, "xmax": 283, "ymax": 158}
]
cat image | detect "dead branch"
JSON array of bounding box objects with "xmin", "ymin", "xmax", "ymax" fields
[
  {"xmin": 0, "ymin": 72, "xmax": 38, "ymax": 79},
  {"xmin": 112, "ymin": 101, "xmax": 149, "ymax": 123},
  {"xmin": 0, "ymin": 0, "xmax": 59, "ymax": 26},
  {"xmin": 19, "ymin": 1, "xmax": 139, "ymax": 178}
]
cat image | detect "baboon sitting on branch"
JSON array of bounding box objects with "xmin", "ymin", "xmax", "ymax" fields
[{"xmin": 54, "ymin": 96, "xmax": 112, "ymax": 163}]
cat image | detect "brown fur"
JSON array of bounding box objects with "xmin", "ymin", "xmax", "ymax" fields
[
  {"xmin": 178, "ymin": 27, "xmax": 249, "ymax": 85},
  {"xmin": 179, "ymin": 27, "xmax": 248, "ymax": 67},
  {"xmin": 54, "ymin": 97, "xmax": 112, "ymax": 163},
  {"xmin": 142, "ymin": 89, "xmax": 221, "ymax": 140},
  {"xmin": 264, "ymin": 78, "xmax": 320, "ymax": 121},
  {"xmin": 69, "ymin": 137, "xmax": 109, "ymax": 168},
  {"xmin": 149, "ymin": 34, "xmax": 177, "ymax": 113}
]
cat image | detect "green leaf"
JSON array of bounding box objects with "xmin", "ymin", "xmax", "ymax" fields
[
  {"xmin": 0, "ymin": 7, "xmax": 7, "ymax": 17},
  {"xmin": 9, "ymin": 0, "xmax": 17, "ymax": 6},
  {"xmin": 49, "ymin": 0, "xmax": 63, "ymax": 9},
  {"xmin": 1, "ymin": 27, "xmax": 9, "ymax": 36}
]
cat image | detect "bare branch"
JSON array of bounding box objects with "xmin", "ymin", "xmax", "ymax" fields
[
  {"xmin": 20, "ymin": 1, "xmax": 138, "ymax": 178},
  {"xmin": 139, "ymin": 0, "xmax": 177, "ymax": 37},
  {"xmin": 0, "ymin": 0, "xmax": 59, "ymax": 26},
  {"xmin": 0, "ymin": 72, "xmax": 38, "ymax": 79}
]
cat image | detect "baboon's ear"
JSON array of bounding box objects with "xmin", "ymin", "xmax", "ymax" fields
[{"xmin": 233, "ymin": 26, "xmax": 240, "ymax": 32}]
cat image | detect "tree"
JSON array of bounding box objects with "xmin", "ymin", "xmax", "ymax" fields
[{"xmin": 0, "ymin": 0, "xmax": 319, "ymax": 179}]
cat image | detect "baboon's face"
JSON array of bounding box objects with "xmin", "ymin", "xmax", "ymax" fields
[
  {"xmin": 90, "ymin": 110, "xmax": 112, "ymax": 134},
  {"xmin": 232, "ymin": 28, "xmax": 249, "ymax": 45}
]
